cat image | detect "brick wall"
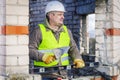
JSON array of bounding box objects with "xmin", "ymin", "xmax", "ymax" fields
[
  {"xmin": 0, "ymin": 0, "xmax": 6, "ymax": 79},
  {"xmin": 0, "ymin": 0, "xmax": 119, "ymax": 80},
  {"xmin": 5, "ymin": 0, "xmax": 29, "ymax": 75},
  {"xmin": 112, "ymin": 0, "xmax": 120, "ymax": 77},
  {"xmin": 95, "ymin": 0, "xmax": 120, "ymax": 77},
  {"xmin": 0, "ymin": 0, "xmax": 41, "ymax": 80}
]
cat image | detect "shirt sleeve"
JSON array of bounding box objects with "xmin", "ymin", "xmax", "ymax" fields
[
  {"xmin": 67, "ymin": 29, "xmax": 82, "ymax": 60},
  {"xmin": 29, "ymin": 27, "xmax": 44, "ymax": 61}
]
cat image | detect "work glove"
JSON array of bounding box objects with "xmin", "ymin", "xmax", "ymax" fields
[
  {"xmin": 42, "ymin": 54, "xmax": 56, "ymax": 64},
  {"xmin": 73, "ymin": 59, "xmax": 85, "ymax": 68}
]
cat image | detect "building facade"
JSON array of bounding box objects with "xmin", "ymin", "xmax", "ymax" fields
[{"xmin": 0, "ymin": 0, "xmax": 120, "ymax": 80}]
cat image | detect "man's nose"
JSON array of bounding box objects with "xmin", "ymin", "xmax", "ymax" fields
[{"xmin": 61, "ymin": 15, "xmax": 64, "ymax": 19}]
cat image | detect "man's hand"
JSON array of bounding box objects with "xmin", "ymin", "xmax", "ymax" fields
[
  {"xmin": 73, "ymin": 59, "xmax": 85, "ymax": 68},
  {"xmin": 42, "ymin": 54, "xmax": 56, "ymax": 64}
]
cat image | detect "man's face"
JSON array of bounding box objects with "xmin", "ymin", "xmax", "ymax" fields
[{"xmin": 49, "ymin": 11, "xmax": 64, "ymax": 26}]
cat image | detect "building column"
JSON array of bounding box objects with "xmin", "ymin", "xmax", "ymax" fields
[
  {"xmin": 95, "ymin": 0, "xmax": 120, "ymax": 78},
  {"xmin": 5, "ymin": 0, "xmax": 29, "ymax": 74},
  {"xmin": 0, "ymin": 0, "xmax": 6, "ymax": 79}
]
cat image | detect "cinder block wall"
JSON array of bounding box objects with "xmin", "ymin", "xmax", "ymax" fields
[
  {"xmin": 0, "ymin": 0, "xmax": 6, "ymax": 79},
  {"xmin": 0, "ymin": 0, "xmax": 41, "ymax": 80},
  {"xmin": 112, "ymin": 0, "xmax": 120, "ymax": 63},
  {"xmin": 0, "ymin": 0, "xmax": 120, "ymax": 79},
  {"xmin": 5, "ymin": 0, "xmax": 29, "ymax": 76},
  {"xmin": 95, "ymin": 0, "xmax": 120, "ymax": 76}
]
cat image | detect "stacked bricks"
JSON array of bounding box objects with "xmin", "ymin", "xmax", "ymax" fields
[
  {"xmin": 5, "ymin": 0, "xmax": 29, "ymax": 75},
  {"xmin": 0, "ymin": 0, "xmax": 6, "ymax": 79},
  {"xmin": 1, "ymin": 0, "xmax": 41, "ymax": 80},
  {"xmin": 95, "ymin": 0, "xmax": 120, "ymax": 79}
]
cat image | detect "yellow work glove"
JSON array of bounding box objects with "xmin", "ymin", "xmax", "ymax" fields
[
  {"xmin": 73, "ymin": 59, "xmax": 85, "ymax": 68},
  {"xmin": 42, "ymin": 54, "xmax": 56, "ymax": 64}
]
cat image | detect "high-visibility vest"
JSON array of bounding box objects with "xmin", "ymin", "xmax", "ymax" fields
[{"xmin": 34, "ymin": 24, "xmax": 70, "ymax": 67}]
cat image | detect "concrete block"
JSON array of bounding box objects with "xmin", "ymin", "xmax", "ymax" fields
[
  {"xmin": 66, "ymin": 7, "xmax": 75, "ymax": 12},
  {"xmin": 28, "ymin": 74, "xmax": 41, "ymax": 80},
  {"xmin": 113, "ymin": 21, "xmax": 120, "ymax": 28},
  {"xmin": 6, "ymin": 35, "xmax": 17, "ymax": 45},
  {"xmin": 105, "ymin": 21, "xmax": 112, "ymax": 28},
  {"xmin": 18, "ymin": 55, "xmax": 29, "ymax": 65},
  {"xmin": 113, "ymin": 0, "xmax": 120, "ymax": 7},
  {"xmin": 0, "ymin": 7, "xmax": 4, "ymax": 15},
  {"xmin": 6, "ymin": 56, "xmax": 19, "ymax": 66},
  {"xmin": 106, "ymin": 13, "xmax": 112, "ymax": 20},
  {"xmin": 6, "ymin": 73, "xmax": 29, "ymax": 80},
  {"xmin": 6, "ymin": 66, "xmax": 29, "ymax": 74},
  {"xmin": 0, "ymin": 15, "xmax": 5, "ymax": 26},
  {"xmin": 0, "ymin": 55, "xmax": 5, "ymax": 65},
  {"xmin": 64, "ymin": 0, "xmax": 74, "ymax": 3},
  {"xmin": 112, "ymin": 56, "xmax": 120, "ymax": 64},
  {"xmin": 0, "ymin": 66, "xmax": 5, "ymax": 75},
  {"xmin": 95, "ymin": 43, "xmax": 105, "ymax": 50},
  {"xmin": 113, "ymin": 13, "xmax": 120, "ymax": 23},
  {"xmin": 105, "ymin": 42, "xmax": 113, "ymax": 51},
  {"xmin": 95, "ymin": 21, "xmax": 104, "ymax": 28},
  {"xmin": 113, "ymin": 43, "xmax": 120, "ymax": 50},
  {"xmin": 95, "ymin": 14, "xmax": 106, "ymax": 20},
  {"xmin": 0, "ymin": 35, "xmax": 5, "ymax": 45},
  {"xmin": 96, "ymin": 21, "xmax": 112, "ymax": 29},
  {"xmin": 6, "ymin": 0, "xmax": 17, "ymax": 4},
  {"xmin": 95, "ymin": 5, "xmax": 106, "ymax": 13},
  {"xmin": 113, "ymin": 6, "xmax": 120, "ymax": 18},
  {"xmin": 6, "ymin": 16, "xmax": 17, "ymax": 25},
  {"xmin": 65, "ymin": 16, "xmax": 72, "ymax": 20},
  {"xmin": 0, "ymin": 0, "xmax": 5, "ymax": 6},
  {"xmin": 113, "ymin": 36, "xmax": 120, "ymax": 43},
  {"xmin": 96, "ymin": 50, "xmax": 110, "ymax": 65},
  {"xmin": 6, "ymin": 45, "xmax": 29, "ymax": 55},
  {"xmin": 6, "ymin": 55, "xmax": 29, "ymax": 66},
  {"xmin": 18, "ymin": 35, "xmax": 28, "ymax": 45},
  {"xmin": 6, "ymin": 74, "xmax": 41, "ymax": 80},
  {"xmin": 106, "ymin": 36, "xmax": 113, "ymax": 43},
  {"xmin": 6, "ymin": 5, "xmax": 28, "ymax": 16},
  {"xmin": 95, "ymin": 46, "xmax": 120, "ymax": 64},
  {"xmin": 104, "ymin": 50, "xmax": 113, "ymax": 59},
  {"xmin": 97, "ymin": 65, "xmax": 119, "ymax": 76},
  {"xmin": 107, "ymin": 0, "xmax": 113, "ymax": 6},
  {"xmin": 95, "ymin": 50, "xmax": 101, "ymax": 62},
  {"xmin": 96, "ymin": 49, "xmax": 120, "ymax": 65},
  {"xmin": 96, "ymin": 36, "xmax": 104, "ymax": 43},
  {"xmin": 18, "ymin": 16, "xmax": 29, "ymax": 26},
  {"xmin": 112, "ymin": 50, "xmax": 120, "ymax": 58},
  {"xmin": 18, "ymin": 0, "xmax": 29, "ymax": 5},
  {"xmin": 0, "ymin": 46, "xmax": 5, "ymax": 55},
  {"xmin": 95, "ymin": 29, "xmax": 104, "ymax": 36}
]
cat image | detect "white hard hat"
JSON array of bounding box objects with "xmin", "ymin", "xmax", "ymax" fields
[{"xmin": 45, "ymin": 1, "xmax": 66, "ymax": 15}]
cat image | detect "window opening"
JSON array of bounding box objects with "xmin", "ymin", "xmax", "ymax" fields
[
  {"xmin": 80, "ymin": 14, "xmax": 95, "ymax": 55},
  {"xmin": 87, "ymin": 14, "xmax": 95, "ymax": 55}
]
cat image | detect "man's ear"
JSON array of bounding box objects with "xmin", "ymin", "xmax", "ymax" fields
[{"xmin": 49, "ymin": 13, "xmax": 54, "ymax": 18}]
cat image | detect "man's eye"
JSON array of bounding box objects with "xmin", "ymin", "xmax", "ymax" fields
[{"xmin": 59, "ymin": 14, "xmax": 63, "ymax": 16}]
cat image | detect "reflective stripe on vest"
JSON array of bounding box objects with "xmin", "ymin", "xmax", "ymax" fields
[{"xmin": 34, "ymin": 24, "xmax": 70, "ymax": 67}]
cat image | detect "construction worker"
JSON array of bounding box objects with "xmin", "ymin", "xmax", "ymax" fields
[{"xmin": 29, "ymin": 1, "xmax": 85, "ymax": 80}]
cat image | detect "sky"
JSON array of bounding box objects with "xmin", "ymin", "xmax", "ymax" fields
[{"xmin": 87, "ymin": 14, "xmax": 95, "ymax": 38}]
